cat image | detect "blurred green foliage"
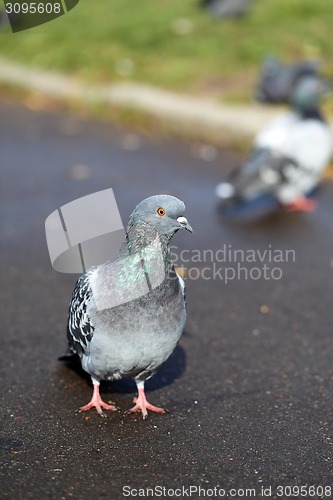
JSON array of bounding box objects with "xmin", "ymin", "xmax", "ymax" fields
[{"xmin": 0, "ymin": 0, "xmax": 332, "ymax": 101}]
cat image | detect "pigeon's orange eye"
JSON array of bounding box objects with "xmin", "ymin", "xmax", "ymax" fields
[{"xmin": 157, "ymin": 207, "xmax": 166, "ymax": 216}]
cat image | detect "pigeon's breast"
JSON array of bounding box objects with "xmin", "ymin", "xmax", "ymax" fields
[{"xmin": 85, "ymin": 276, "xmax": 186, "ymax": 380}]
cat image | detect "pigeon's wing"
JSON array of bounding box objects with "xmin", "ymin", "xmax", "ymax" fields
[{"xmin": 67, "ymin": 271, "xmax": 95, "ymax": 356}]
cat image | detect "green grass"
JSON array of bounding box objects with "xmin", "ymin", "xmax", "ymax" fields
[{"xmin": 0, "ymin": 0, "xmax": 332, "ymax": 101}]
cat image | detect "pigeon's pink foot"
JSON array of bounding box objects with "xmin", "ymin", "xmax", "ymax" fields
[
  {"xmin": 128, "ymin": 387, "xmax": 167, "ymax": 420},
  {"xmin": 285, "ymin": 197, "xmax": 316, "ymax": 212},
  {"xmin": 77, "ymin": 383, "xmax": 118, "ymax": 417}
]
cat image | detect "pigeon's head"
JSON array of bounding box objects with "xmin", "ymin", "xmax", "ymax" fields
[
  {"xmin": 291, "ymin": 76, "xmax": 331, "ymax": 113},
  {"xmin": 129, "ymin": 195, "xmax": 193, "ymax": 237}
]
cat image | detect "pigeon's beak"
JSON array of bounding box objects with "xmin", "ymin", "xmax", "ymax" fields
[{"xmin": 177, "ymin": 216, "xmax": 193, "ymax": 233}]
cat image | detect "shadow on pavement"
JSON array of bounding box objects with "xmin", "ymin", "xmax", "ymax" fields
[{"xmin": 58, "ymin": 343, "xmax": 187, "ymax": 395}]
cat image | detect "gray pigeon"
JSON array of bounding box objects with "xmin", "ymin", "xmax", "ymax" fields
[
  {"xmin": 64, "ymin": 194, "xmax": 193, "ymax": 419},
  {"xmin": 216, "ymin": 77, "xmax": 333, "ymax": 212},
  {"xmin": 255, "ymin": 57, "xmax": 320, "ymax": 104},
  {"xmin": 0, "ymin": 8, "xmax": 10, "ymax": 28},
  {"xmin": 201, "ymin": 0, "xmax": 251, "ymax": 19}
]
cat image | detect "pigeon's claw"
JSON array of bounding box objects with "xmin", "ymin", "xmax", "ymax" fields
[
  {"xmin": 127, "ymin": 387, "xmax": 167, "ymax": 420},
  {"xmin": 77, "ymin": 383, "xmax": 118, "ymax": 417}
]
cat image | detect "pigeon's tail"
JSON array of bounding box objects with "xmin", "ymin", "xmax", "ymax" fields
[{"xmin": 58, "ymin": 346, "xmax": 78, "ymax": 361}]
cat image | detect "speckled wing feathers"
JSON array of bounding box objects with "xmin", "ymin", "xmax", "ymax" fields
[{"xmin": 67, "ymin": 271, "xmax": 95, "ymax": 356}]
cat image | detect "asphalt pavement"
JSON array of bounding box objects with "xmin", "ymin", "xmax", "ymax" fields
[{"xmin": 1, "ymin": 99, "xmax": 333, "ymax": 500}]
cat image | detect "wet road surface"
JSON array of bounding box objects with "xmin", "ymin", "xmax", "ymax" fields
[{"xmin": 1, "ymin": 99, "xmax": 333, "ymax": 499}]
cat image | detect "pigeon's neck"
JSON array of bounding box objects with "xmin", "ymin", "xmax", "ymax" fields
[
  {"xmin": 118, "ymin": 222, "xmax": 177, "ymax": 285},
  {"xmin": 124, "ymin": 222, "xmax": 169, "ymax": 249},
  {"xmin": 120, "ymin": 221, "xmax": 175, "ymax": 275}
]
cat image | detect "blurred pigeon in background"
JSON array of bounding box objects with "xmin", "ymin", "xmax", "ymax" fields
[
  {"xmin": 201, "ymin": 0, "xmax": 251, "ymax": 19},
  {"xmin": 256, "ymin": 56, "xmax": 321, "ymax": 104},
  {"xmin": 62, "ymin": 194, "xmax": 193, "ymax": 420},
  {"xmin": 0, "ymin": 8, "xmax": 9, "ymax": 28},
  {"xmin": 216, "ymin": 77, "xmax": 333, "ymax": 212},
  {"xmin": 0, "ymin": 6, "xmax": 22, "ymax": 30}
]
